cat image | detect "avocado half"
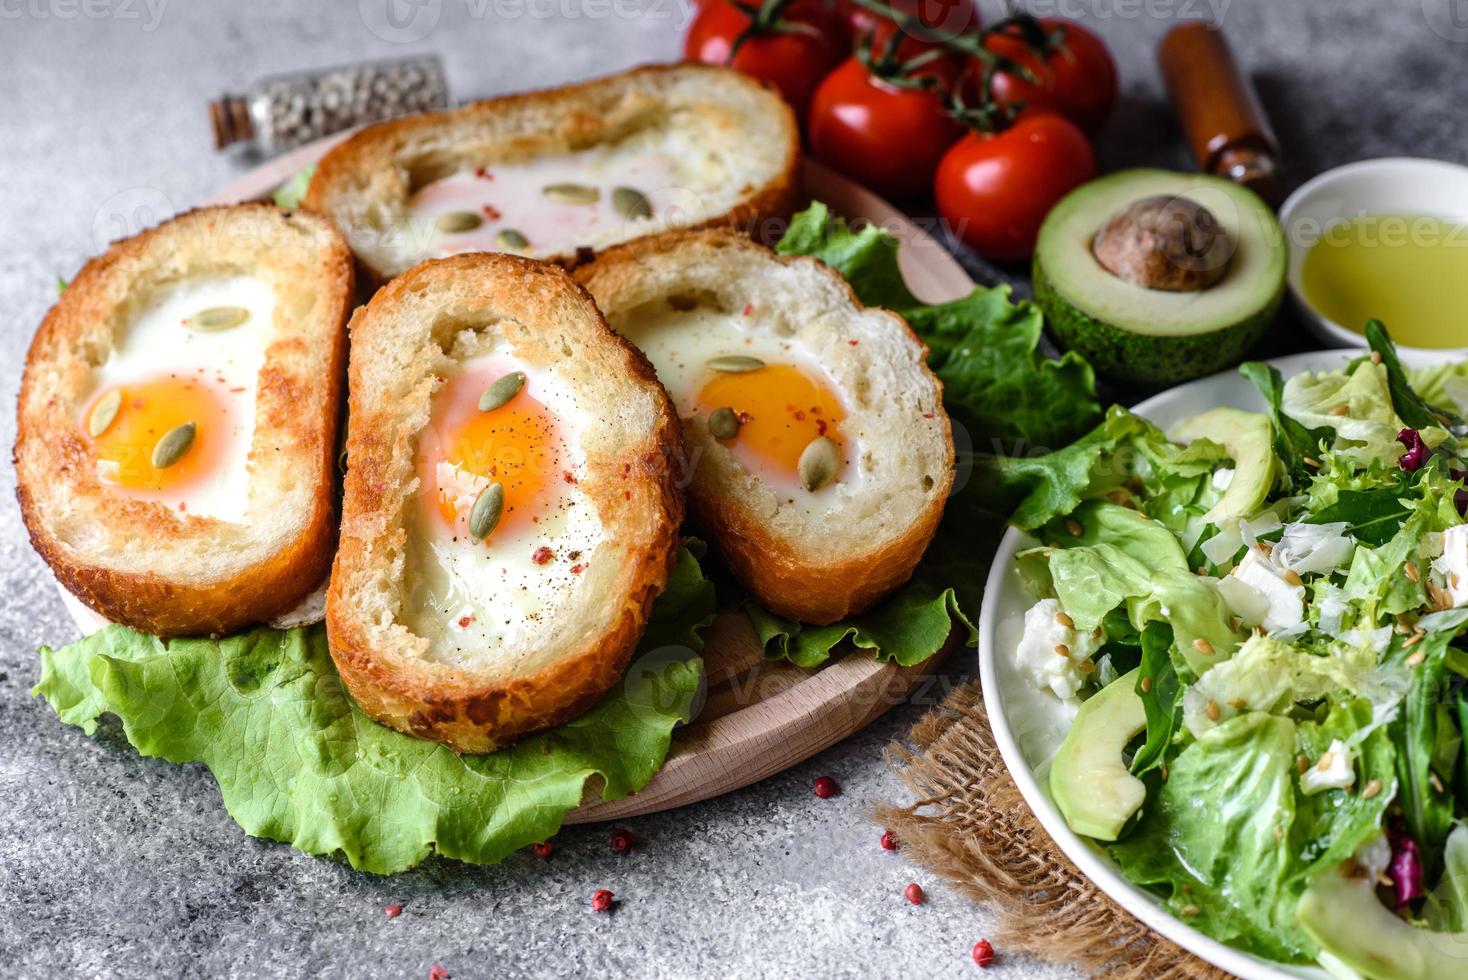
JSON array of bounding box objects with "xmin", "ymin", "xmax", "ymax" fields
[{"xmin": 1033, "ymin": 169, "xmax": 1287, "ymax": 386}]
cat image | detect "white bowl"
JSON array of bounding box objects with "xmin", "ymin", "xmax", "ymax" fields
[{"xmin": 1278, "ymin": 157, "xmax": 1468, "ymax": 353}]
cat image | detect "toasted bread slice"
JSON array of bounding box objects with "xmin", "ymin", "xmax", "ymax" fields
[
  {"xmin": 579, "ymin": 230, "xmax": 955, "ymax": 625},
  {"xmin": 16, "ymin": 204, "xmax": 354, "ymax": 636},
  {"xmin": 325, "ymin": 253, "xmax": 683, "ymax": 753},
  {"xmin": 303, "ymin": 63, "xmax": 800, "ymax": 282}
]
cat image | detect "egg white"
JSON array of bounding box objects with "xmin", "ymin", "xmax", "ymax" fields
[
  {"xmin": 615, "ymin": 302, "xmax": 867, "ymax": 518},
  {"xmin": 402, "ymin": 352, "xmax": 605, "ymax": 669},
  {"xmin": 87, "ymin": 275, "xmax": 275, "ymax": 521}
]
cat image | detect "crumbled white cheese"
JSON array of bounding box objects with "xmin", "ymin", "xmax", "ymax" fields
[
  {"xmin": 1240, "ymin": 512, "xmax": 1283, "ymax": 548},
  {"xmin": 1313, "ymin": 582, "xmax": 1350, "ymax": 637},
  {"xmin": 1219, "ymin": 548, "xmax": 1306, "ymax": 633},
  {"xmin": 1014, "ymin": 598, "xmax": 1102, "ymax": 703},
  {"xmin": 1212, "ymin": 467, "xmax": 1235, "ymax": 491},
  {"xmin": 1355, "ymin": 833, "xmax": 1393, "ymax": 880},
  {"xmin": 1274, "ymin": 521, "xmax": 1355, "ymax": 576},
  {"xmin": 1430, "ymin": 523, "xmax": 1468, "ymax": 608},
  {"xmin": 1300, "ymin": 739, "xmax": 1356, "ymax": 795}
]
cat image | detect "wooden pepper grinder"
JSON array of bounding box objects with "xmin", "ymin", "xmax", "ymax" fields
[{"xmin": 1158, "ymin": 22, "xmax": 1282, "ymax": 207}]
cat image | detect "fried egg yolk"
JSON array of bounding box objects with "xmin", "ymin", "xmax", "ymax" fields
[
  {"xmin": 417, "ymin": 361, "xmax": 566, "ymax": 541},
  {"xmin": 87, "ymin": 375, "xmax": 234, "ymax": 493},
  {"xmin": 695, "ymin": 362, "xmax": 846, "ymax": 486}
]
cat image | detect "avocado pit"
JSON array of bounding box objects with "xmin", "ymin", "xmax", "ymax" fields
[{"xmin": 1091, "ymin": 195, "xmax": 1233, "ymax": 292}]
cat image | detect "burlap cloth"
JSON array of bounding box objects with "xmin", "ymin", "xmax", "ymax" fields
[{"xmin": 874, "ymin": 681, "xmax": 1234, "ymax": 979}]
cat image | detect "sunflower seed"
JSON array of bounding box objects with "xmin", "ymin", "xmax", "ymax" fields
[
  {"xmin": 468, "ymin": 482, "xmax": 505, "ymax": 541},
  {"xmin": 185, "ymin": 306, "xmax": 249, "ymax": 332},
  {"xmin": 707, "ymin": 406, "xmax": 740, "ymax": 440},
  {"xmin": 436, "ymin": 210, "xmax": 484, "ymax": 233},
  {"xmin": 495, "ymin": 228, "xmax": 529, "ymax": 250},
  {"xmin": 612, "ymin": 186, "xmax": 652, "ymax": 220},
  {"xmin": 88, "ymin": 389, "xmax": 122, "ymax": 437},
  {"xmin": 478, "ymin": 371, "xmax": 526, "ymax": 412},
  {"xmin": 707, "ymin": 355, "xmax": 765, "ymax": 373},
  {"xmin": 542, "ymin": 182, "xmax": 599, "ymax": 205},
  {"xmin": 798, "ymin": 436, "xmax": 839, "ymax": 492},
  {"xmin": 151, "ymin": 422, "xmax": 196, "ymax": 469}
]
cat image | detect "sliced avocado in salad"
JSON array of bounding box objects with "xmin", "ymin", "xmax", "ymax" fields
[
  {"xmin": 1033, "ymin": 169, "xmax": 1286, "ymax": 385},
  {"xmin": 1169, "ymin": 406, "xmax": 1277, "ymax": 524},
  {"xmin": 1050, "ymin": 669, "xmax": 1147, "ymax": 841},
  {"xmin": 1298, "ymin": 858, "xmax": 1468, "ymax": 980}
]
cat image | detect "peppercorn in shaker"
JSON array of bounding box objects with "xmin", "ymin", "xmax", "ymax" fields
[{"xmin": 210, "ymin": 56, "xmax": 449, "ymax": 155}]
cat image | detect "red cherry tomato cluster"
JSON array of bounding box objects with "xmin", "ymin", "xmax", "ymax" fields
[{"xmin": 683, "ymin": 1, "xmax": 1118, "ymax": 260}]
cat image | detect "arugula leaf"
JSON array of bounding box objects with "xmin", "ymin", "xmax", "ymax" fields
[
  {"xmin": 272, "ymin": 164, "xmax": 316, "ymax": 210},
  {"xmin": 776, "ymin": 202, "xmax": 1101, "ymax": 453},
  {"xmin": 35, "ymin": 546, "xmax": 714, "ymax": 874},
  {"xmin": 1131, "ymin": 621, "xmax": 1180, "ymax": 776},
  {"xmin": 1239, "ymin": 360, "xmax": 1331, "ymax": 482},
  {"xmin": 1366, "ymin": 319, "xmax": 1464, "ymax": 431},
  {"xmin": 1306, "ymin": 486, "xmax": 1412, "ymax": 546}
]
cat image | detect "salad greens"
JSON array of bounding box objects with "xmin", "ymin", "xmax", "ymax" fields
[
  {"xmin": 35, "ymin": 545, "xmax": 714, "ymax": 874},
  {"xmin": 1003, "ymin": 333, "xmax": 1468, "ymax": 973},
  {"xmin": 753, "ymin": 203, "xmax": 1103, "ymax": 668}
]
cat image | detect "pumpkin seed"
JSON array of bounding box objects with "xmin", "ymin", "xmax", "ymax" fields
[
  {"xmin": 152, "ymin": 422, "xmax": 196, "ymax": 470},
  {"xmin": 542, "ymin": 182, "xmax": 600, "ymax": 205},
  {"xmin": 468, "ymin": 482, "xmax": 505, "ymax": 541},
  {"xmin": 496, "ymin": 228, "xmax": 529, "ymax": 250},
  {"xmin": 797, "ymin": 436, "xmax": 839, "ymax": 492},
  {"xmin": 612, "ymin": 186, "xmax": 652, "ymax": 220},
  {"xmin": 478, "ymin": 371, "xmax": 526, "ymax": 412},
  {"xmin": 707, "ymin": 355, "xmax": 765, "ymax": 374},
  {"xmin": 436, "ymin": 210, "xmax": 484, "ymax": 233},
  {"xmin": 185, "ymin": 306, "xmax": 249, "ymax": 332},
  {"xmin": 707, "ymin": 406, "xmax": 740, "ymax": 440},
  {"xmin": 88, "ymin": 389, "xmax": 122, "ymax": 437}
]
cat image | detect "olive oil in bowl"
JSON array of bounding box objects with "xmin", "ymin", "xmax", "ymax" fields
[{"xmin": 1300, "ymin": 214, "xmax": 1468, "ymax": 349}]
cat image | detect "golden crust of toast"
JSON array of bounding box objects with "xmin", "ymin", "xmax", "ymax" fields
[
  {"xmin": 578, "ymin": 229, "xmax": 955, "ymax": 625},
  {"xmin": 15, "ymin": 204, "xmax": 355, "ymax": 636},
  {"xmin": 304, "ymin": 63, "xmax": 800, "ymax": 283},
  {"xmin": 325, "ymin": 253, "xmax": 684, "ymax": 754}
]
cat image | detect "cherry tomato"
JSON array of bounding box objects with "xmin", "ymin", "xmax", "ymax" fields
[
  {"xmin": 684, "ymin": 0, "xmax": 846, "ymax": 116},
  {"xmin": 934, "ymin": 109, "xmax": 1096, "ymax": 261},
  {"xmin": 838, "ymin": 0, "xmax": 980, "ymax": 50},
  {"xmin": 981, "ymin": 18, "xmax": 1118, "ymax": 136},
  {"xmin": 808, "ymin": 56, "xmax": 963, "ymax": 201}
]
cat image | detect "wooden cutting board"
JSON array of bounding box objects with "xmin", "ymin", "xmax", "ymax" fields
[{"xmin": 194, "ymin": 143, "xmax": 977, "ymax": 822}]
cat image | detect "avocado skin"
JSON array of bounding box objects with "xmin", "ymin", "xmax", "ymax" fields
[{"xmin": 1033, "ymin": 256, "xmax": 1284, "ymax": 387}]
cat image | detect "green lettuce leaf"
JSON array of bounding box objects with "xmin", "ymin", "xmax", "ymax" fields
[
  {"xmin": 1281, "ymin": 356, "xmax": 1405, "ymax": 465},
  {"xmin": 1039, "ymin": 500, "xmax": 1188, "ymax": 631},
  {"xmin": 1390, "ymin": 629, "xmax": 1462, "ymax": 875},
  {"xmin": 776, "ymin": 202, "xmax": 1100, "ymax": 453},
  {"xmin": 1305, "ymin": 485, "xmax": 1412, "ymax": 547},
  {"xmin": 1239, "ymin": 360, "xmax": 1332, "ymax": 485},
  {"xmin": 272, "ymin": 164, "xmax": 316, "ymax": 209},
  {"xmin": 35, "ymin": 546, "xmax": 714, "ymax": 874}
]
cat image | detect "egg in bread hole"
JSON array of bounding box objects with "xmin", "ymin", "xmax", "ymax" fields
[
  {"xmin": 407, "ymin": 145, "xmax": 687, "ymax": 264},
  {"xmin": 577, "ymin": 230, "xmax": 955, "ymax": 625},
  {"xmin": 81, "ymin": 275, "xmax": 275, "ymax": 520},
  {"xmin": 325, "ymin": 253, "xmax": 684, "ymax": 753},
  {"xmin": 403, "ymin": 352, "xmax": 606, "ymax": 664}
]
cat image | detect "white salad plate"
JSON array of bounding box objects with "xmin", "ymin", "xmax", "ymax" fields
[{"xmin": 978, "ymin": 347, "xmax": 1444, "ymax": 980}]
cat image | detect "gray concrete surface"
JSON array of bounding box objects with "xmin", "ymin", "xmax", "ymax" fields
[{"xmin": 1, "ymin": 1, "xmax": 1464, "ymax": 977}]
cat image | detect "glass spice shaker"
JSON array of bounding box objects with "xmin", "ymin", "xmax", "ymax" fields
[{"xmin": 210, "ymin": 56, "xmax": 449, "ymax": 155}]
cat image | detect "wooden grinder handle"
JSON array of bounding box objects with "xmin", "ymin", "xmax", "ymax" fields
[{"xmin": 1158, "ymin": 22, "xmax": 1281, "ymax": 206}]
